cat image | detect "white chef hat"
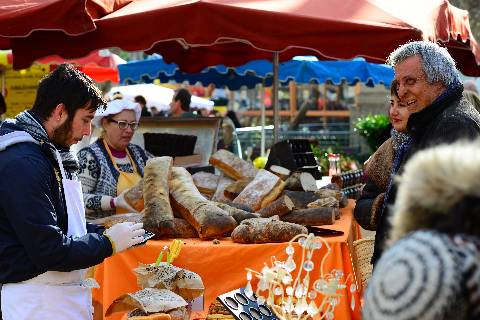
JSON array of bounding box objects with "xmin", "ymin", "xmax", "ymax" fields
[{"xmin": 92, "ymin": 99, "xmax": 141, "ymax": 128}]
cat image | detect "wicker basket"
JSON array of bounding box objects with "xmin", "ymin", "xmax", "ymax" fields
[{"xmin": 352, "ymin": 237, "xmax": 375, "ymax": 290}]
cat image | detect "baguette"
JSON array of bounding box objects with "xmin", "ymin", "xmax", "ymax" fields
[
  {"xmin": 231, "ymin": 216, "xmax": 307, "ymax": 244},
  {"xmin": 170, "ymin": 167, "xmax": 237, "ymax": 239},
  {"xmin": 143, "ymin": 157, "xmax": 175, "ymax": 238}
]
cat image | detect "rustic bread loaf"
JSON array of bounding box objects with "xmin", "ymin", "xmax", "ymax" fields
[
  {"xmin": 143, "ymin": 157, "xmax": 175, "ymax": 238},
  {"xmin": 125, "ymin": 178, "xmax": 145, "ymax": 212},
  {"xmin": 214, "ymin": 202, "xmax": 259, "ymax": 223},
  {"xmin": 231, "ymin": 216, "xmax": 307, "ymax": 244},
  {"xmin": 191, "ymin": 172, "xmax": 220, "ymax": 196},
  {"xmin": 223, "ymin": 177, "xmax": 253, "ymax": 200},
  {"xmin": 172, "ymin": 218, "xmax": 198, "ymax": 238},
  {"xmin": 209, "ymin": 149, "xmax": 257, "ymax": 180},
  {"xmin": 106, "ymin": 288, "xmax": 187, "ymax": 316},
  {"xmin": 170, "ymin": 167, "xmax": 237, "ymax": 239},
  {"xmin": 211, "ymin": 176, "xmax": 234, "ymax": 203},
  {"xmin": 232, "ymin": 169, "xmax": 282, "ymax": 211}
]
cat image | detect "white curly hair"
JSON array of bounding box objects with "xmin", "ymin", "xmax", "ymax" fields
[{"xmin": 387, "ymin": 41, "xmax": 461, "ymax": 87}]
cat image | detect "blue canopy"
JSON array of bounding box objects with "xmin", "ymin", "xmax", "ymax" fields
[{"xmin": 119, "ymin": 56, "xmax": 394, "ymax": 89}]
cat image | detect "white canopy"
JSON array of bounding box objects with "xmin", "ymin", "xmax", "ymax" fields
[{"xmin": 107, "ymin": 83, "xmax": 214, "ymax": 112}]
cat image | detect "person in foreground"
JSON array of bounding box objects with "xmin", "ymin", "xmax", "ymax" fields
[
  {"xmin": 363, "ymin": 141, "xmax": 480, "ymax": 319},
  {"xmin": 0, "ymin": 64, "xmax": 145, "ymax": 320},
  {"xmin": 78, "ymin": 98, "xmax": 149, "ymax": 219},
  {"xmin": 372, "ymin": 40, "xmax": 480, "ymax": 264},
  {"xmin": 354, "ymin": 80, "xmax": 410, "ymax": 231}
]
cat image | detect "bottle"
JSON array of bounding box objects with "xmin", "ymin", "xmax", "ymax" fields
[{"xmin": 328, "ymin": 153, "xmax": 337, "ymax": 176}]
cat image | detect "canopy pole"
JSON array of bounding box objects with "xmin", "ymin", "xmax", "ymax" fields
[
  {"xmin": 260, "ymin": 81, "xmax": 266, "ymax": 157},
  {"xmin": 273, "ymin": 52, "xmax": 280, "ymax": 143}
]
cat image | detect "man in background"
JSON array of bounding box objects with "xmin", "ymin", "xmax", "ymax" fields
[{"xmin": 169, "ymin": 88, "xmax": 197, "ymax": 118}]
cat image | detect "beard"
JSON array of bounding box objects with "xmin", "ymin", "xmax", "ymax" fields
[{"xmin": 51, "ymin": 118, "xmax": 73, "ymax": 149}]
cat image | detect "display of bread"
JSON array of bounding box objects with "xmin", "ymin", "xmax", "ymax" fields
[
  {"xmin": 170, "ymin": 167, "xmax": 237, "ymax": 239},
  {"xmin": 143, "ymin": 157, "xmax": 175, "ymax": 238},
  {"xmin": 209, "ymin": 149, "xmax": 257, "ymax": 180},
  {"xmin": 231, "ymin": 216, "xmax": 308, "ymax": 244},
  {"xmin": 125, "ymin": 178, "xmax": 145, "ymax": 212},
  {"xmin": 232, "ymin": 169, "xmax": 285, "ymax": 211},
  {"xmin": 105, "ymin": 288, "xmax": 188, "ymax": 317},
  {"xmin": 191, "ymin": 171, "xmax": 219, "ymax": 196}
]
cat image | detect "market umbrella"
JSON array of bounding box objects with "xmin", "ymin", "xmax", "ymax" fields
[
  {"xmin": 119, "ymin": 56, "xmax": 394, "ymax": 89},
  {"xmin": 5, "ymin": 0, "xmax": 479, "ymax": 142},
  {"xmin": 107, "ymin": 83, "xmax": 214, "ymax": 112},
  {"xmin": 0, "ymin": 0, "xmax": 131, "ymax": 49}
]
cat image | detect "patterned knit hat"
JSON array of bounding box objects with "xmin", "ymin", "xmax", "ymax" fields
[{"xmin": 363, "ymin": 231, "xmax": 470, "ymax": 320}]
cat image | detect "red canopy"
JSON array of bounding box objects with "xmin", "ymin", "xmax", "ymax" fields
[
  {"xmin": 0, "ymin": 0, "xmax": 131, "ymax": 48},
  {"xmin": 7, "ymin": 0, "xmax": 480, "ymax": 75}
]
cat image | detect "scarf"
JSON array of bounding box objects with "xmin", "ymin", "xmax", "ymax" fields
[
  {"xmin": 13, "ymin": 110, "xmax": 79, "ymax": 176},
  {"xmin": 390, "ymin": 129, "xmax": 410, "ymax": 151}
]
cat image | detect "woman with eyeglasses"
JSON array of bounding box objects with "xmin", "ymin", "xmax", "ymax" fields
[{"xmin": 77, "ymin": 99, "xmax": 150, "ymax": 219}]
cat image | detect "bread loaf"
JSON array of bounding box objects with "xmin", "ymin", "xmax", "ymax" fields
[
  {"xmin": 223, "ymin": 178, "xmax": 253, "ymax": 200},
  {"xmin": 191, "ymin": 172, "xmax": 219, "ymax": 196},
  {"xmin": 211, "ymin": 176, "xmax": 234, "ymax": 203},
  {"xmin": 173, "ymin": 218, "xmax": 198, "ymax": 238},
  {"xmin": 105, "ymin": 288, "xmax": 187, "ymax": 316},
  {"xmin": 125, "ymin": 179, "xmax": 145, "ymax": 212},
  {"xmin": 127, "ymin": 310, "xmax": 171, "ymax": 320},
  {"xmin": 232, "ymin": 169, "xmax": 282, "ymax": 211},
  {"xmin": 231, "ymin": 216, "xmax": 307, "ymax": 244},
  {"xmin": 143, "ymin": 157, "xmax": 175, "ymax": 238},
  {"xmin": 170, "ymin": 167, "xmax": 237, "ymax": 239},
  {"xmin": 89, "ymin": 212, "xmax": 143, "ymax": 228},
  {"xmin": 134, "ymin": 263, "xmax": 204, "ymax": 302},
  {"xmin": 209, "ymin": 149, "xmax": 257, "ymax": 180},
  {"xmin": 214, "ymin": 202, "xmax": 259, "ymax": 223},
  {"xmin": 257, "ymin": 195, "xmax": 294, "ymax": 218}
]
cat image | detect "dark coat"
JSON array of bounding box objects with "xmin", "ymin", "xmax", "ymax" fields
[
  {"xmin": 372, "ymin": 88, "xmax": 480, "ymax": 264},
  {"xmin": 0, "ymin": 123, "xmax": 113, "ymax": 284}
]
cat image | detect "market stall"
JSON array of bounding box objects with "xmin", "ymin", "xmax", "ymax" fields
[{"xmin": 93, "ymin": 200, "xmax": 361, "ymax": 320}]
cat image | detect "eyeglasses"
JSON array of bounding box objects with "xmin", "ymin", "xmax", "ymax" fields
[{"xmin": 109, "ymin": 119, "xmax": 139, "ymax": 130}]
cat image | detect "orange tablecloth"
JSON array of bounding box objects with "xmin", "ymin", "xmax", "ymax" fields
[{"xmin": 93, "ymin": 200, "xmax": 361, "ymax": 320}]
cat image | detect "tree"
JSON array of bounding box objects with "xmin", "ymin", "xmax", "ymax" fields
[{"xmin": 450, "ymin": 0, "xmax": 479, "ymax": 40}]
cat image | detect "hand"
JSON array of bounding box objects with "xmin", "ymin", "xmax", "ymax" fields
[
  {"xmin": 104, "ymin": 222, "xmax": 145, "ymax": 253},
  {"xmin": 113, "ymin": 188, "xmax": 137, "ymax": 212}
]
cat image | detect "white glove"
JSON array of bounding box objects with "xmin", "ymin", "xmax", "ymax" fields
[
  {"xmin": 104, "ymin": 222, "xmax": 145, "ymax": 253},
  {"xmin": 113, "ymin": 188, "xmax": 138, "ymax": 212}
]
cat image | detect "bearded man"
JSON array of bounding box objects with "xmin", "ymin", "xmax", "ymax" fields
[
  {"xmin": 0, "ymin": 64, "xmax": 145, "ymax": 320},
  {"xmin": 371, "ymin": 41, "xmax": 480, "ymax": 264}
]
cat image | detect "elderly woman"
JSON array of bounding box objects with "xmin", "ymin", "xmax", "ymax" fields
[
  {"xmin": 354, "ymin": 81, "xmax": 410, "ymax": 231},
  {"xmin": 78, "ymin": 99, "xmax": 149, "ymax": 219},
  {"xmin": 363, "ymin": 141, "xmax": 480, "ymax": 319}
]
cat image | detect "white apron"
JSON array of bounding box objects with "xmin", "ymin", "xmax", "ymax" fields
[{"xmin": 1, "ymin": 138, "xmax": 94, "ymax": 320}]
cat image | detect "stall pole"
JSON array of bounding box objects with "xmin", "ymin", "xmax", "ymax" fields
[
  {"xmin": 260, "ymin": 81, "xmax": 266, "ymax": 157},
  {"xmin": 273, "ymin": 52, "xmax": 280, "ymax": 143}
]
